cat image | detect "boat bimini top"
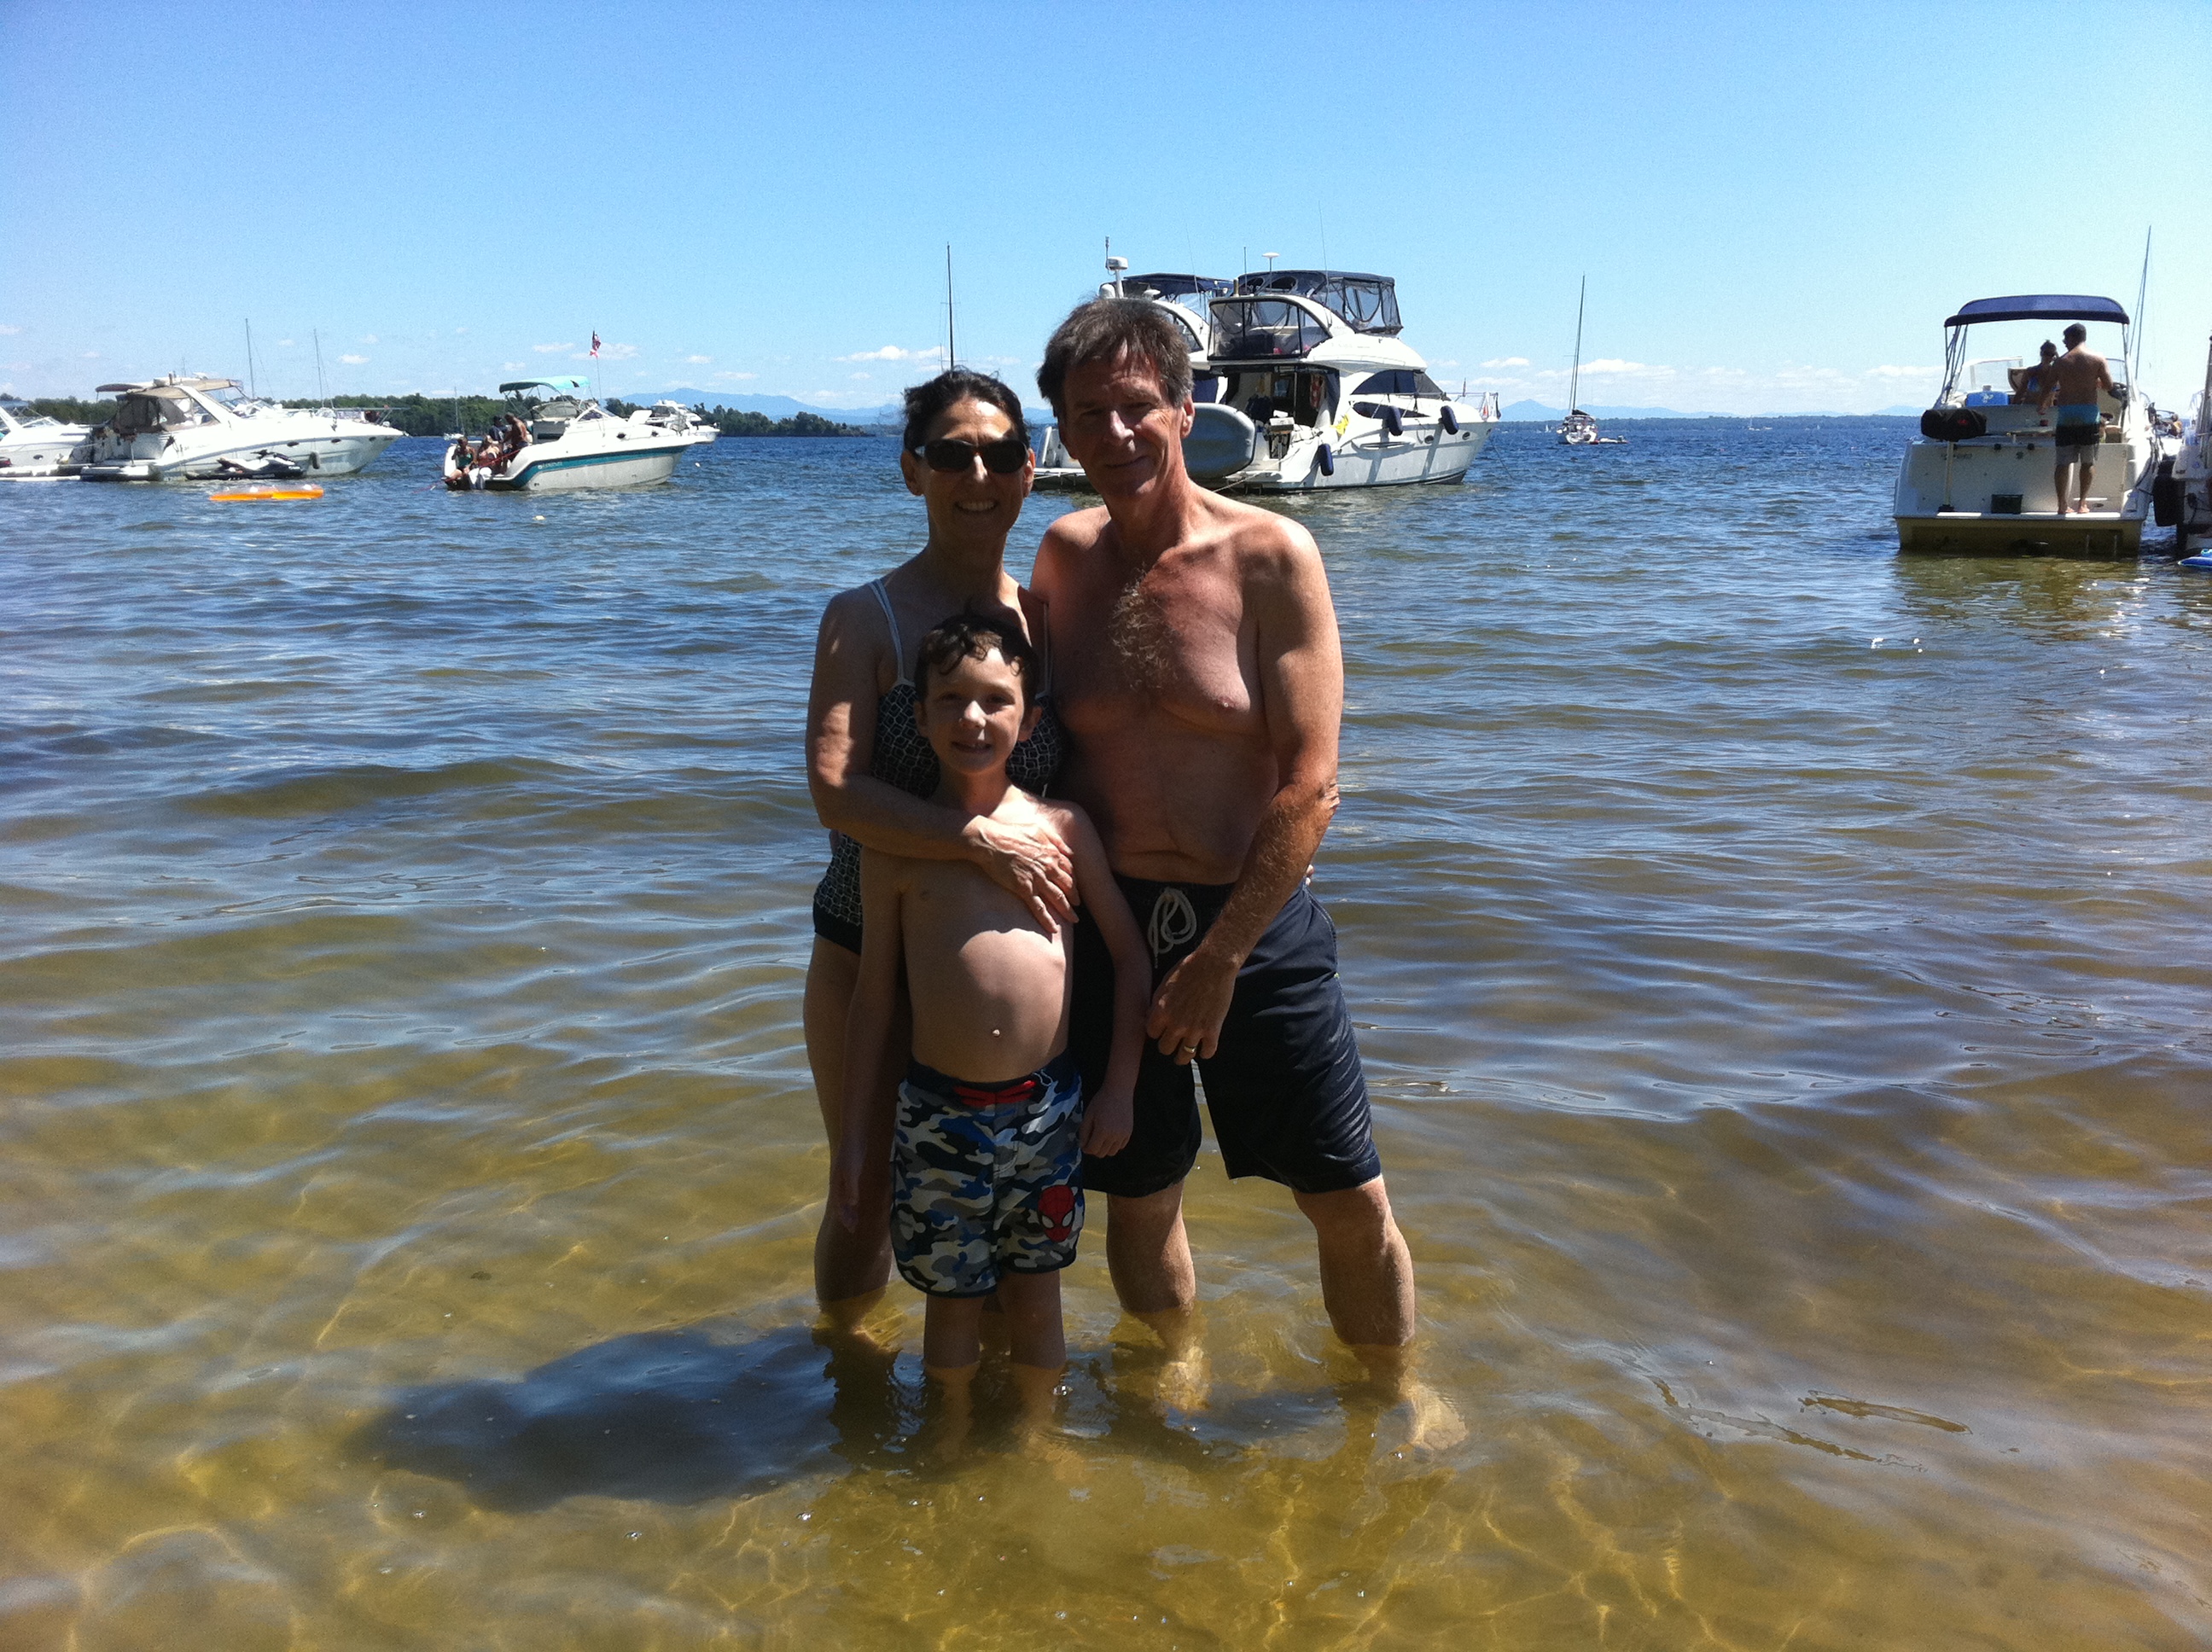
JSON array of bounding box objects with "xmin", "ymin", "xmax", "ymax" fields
[
  {"xmin": 1939, "ymin": 295, "xmax": 2131, "ymax": 399},
  {"xmin": 498, "ymin": 377, "xmax": 593, "ymax": 396},
  {"xmin": 1233, "ymin": 271, "xmax": 1402, "ymax": 336}
]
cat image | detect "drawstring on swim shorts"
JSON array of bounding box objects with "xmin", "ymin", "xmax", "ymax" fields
[{"xmin": 1147, "ymin": 887, "xmax": 1199, "ymax": 963}]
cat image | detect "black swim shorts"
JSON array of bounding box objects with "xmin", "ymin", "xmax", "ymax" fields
[
  {"xmin": 2055, "ymin": 421, "xmax": 2103, "ymax": 448},
  {"xmin": 1069, "ymin": 875, "xmax": 1381, "ymax": 1199}
]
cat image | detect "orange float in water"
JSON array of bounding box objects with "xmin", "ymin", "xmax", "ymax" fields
[{"xmin": 208, "ymin": 484, "xmax": 324, "ymax": 502}]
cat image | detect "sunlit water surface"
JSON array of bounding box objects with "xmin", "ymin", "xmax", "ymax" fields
[{"xmin": 3, "ymin": 426, "xmax": 2209, "ymax": 1649}]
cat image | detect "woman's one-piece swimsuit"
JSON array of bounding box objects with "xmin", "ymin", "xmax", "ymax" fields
[{"xmin": 811, "ymin": 578, "xmax": 1066, "ymax": 952}]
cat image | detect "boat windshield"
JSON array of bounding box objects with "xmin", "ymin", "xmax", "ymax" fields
[
  {"xmin": 1351, "ymin": 369, "xmax": 1449, "ymax": 399},
  {"xmin": 1233, "ymin": 271, "xmax": 1402, "ymax": 335},
  {"xmin": 1209, "ymin": 298, "xmax": 1335, "ymax": 361},
  {"xmin": 0, "ymin": 403, "xmax": 59, "ymax": 431}
]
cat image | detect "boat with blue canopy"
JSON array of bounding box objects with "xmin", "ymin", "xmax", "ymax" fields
[{"xmin": 1895, "ymin": 294, "xmax": 2166, "ymax": 555}]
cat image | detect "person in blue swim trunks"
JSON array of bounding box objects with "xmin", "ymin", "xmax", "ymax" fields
[
  {"xmin": 2040, "ymin": 323, "xmax": 2123, "ymax": 515},
  {"xmin": 830, "ymin": 614, "xmax": 1147, "ymax": 1430},
  {"xmin": 1032, "ymin": 297, "xmax": 1462, "ymax": 1444}
]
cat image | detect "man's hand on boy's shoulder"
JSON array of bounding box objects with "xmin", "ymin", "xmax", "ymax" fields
[{"xmin": 1080, "ymin": 1085, "xmax": 1133, "ymax": 1157}]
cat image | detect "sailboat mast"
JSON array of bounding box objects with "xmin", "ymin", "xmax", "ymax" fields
[
  {"xmin": 945, "ymin": 244, "xmax": 956, "ymax": 370},
  {"xmin": 245, "ymin": 320, "xmax": 257, "ymax": 399},
  {"xmin": 1569, "ymin": 276, "xmax": 1586, "ymax": 413}
]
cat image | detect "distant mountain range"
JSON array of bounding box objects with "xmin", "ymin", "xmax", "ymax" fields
[{"xmin": 1503, "ymin": 399, "xmax": 1922, "ymax": 422}]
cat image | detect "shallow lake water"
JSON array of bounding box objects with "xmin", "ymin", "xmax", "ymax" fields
[{"xmin": 3, "ymin": 425, "xmax": 2209, "ymax": 1649}]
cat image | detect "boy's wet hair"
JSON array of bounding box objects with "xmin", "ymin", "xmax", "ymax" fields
[{"xmin": 916, "ymin": 611, "xmax": 1039, "ymax": 707}]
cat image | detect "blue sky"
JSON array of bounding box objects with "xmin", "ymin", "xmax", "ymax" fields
[{"xmin": 4, "ymin": 1, "xmax": 2207, "ymax": 414}]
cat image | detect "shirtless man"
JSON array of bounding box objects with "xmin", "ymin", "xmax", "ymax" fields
[
  {"xmin": 1033, "ymin": 299, "xmax": 1447, "ymax": 1428},
  {"xmin": 2039, "ymin": 323, "xmax": 2122, "ymax": 515}
]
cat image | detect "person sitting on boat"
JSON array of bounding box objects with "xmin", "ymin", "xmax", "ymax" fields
[
  {"xmin": 2039, "ymin": 323, "xmax": 2122, "ymax": 516},
  {"xmin": 2009, "ymin": 341, "xmax": 2058, "ymax": 403}
]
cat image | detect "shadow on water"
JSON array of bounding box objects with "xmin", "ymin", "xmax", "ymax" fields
[
  {"xmin": 352, "ymin": 1319, "xmax": 1402, "ymax": 1510},
  {"xmin": 351, "ymin": 1323, "xmax": 904, "ymax": 1510}
]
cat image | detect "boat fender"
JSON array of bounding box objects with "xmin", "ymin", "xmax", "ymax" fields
[
  {"xmin": 1439, "ymin": 405, "xmax": 1458, "ymax": 435},
  {"xmin": 1317, "ymin": 443, "xmax": 1334, "ymax": 478},
  {"xmin": 2151, "ymin": 457, "xmax": 2181, "ymax": 527},
  {"xmin": 1378, "ymin": 404, "xmax": 1403, "ymax": 438}
]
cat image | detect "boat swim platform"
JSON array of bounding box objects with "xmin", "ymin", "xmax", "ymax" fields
[{"xmin": 1896, "ymin": 510, "xmax": 2145, "ymax": 557}]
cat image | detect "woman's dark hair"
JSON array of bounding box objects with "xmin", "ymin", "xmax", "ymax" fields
[
  {"xmin": 1037, "ymin": 298, "xmax": 1194, "ymax": 416},
  {"xmin": 915, "ymin": 610, "xmax": 1038, "ymax": 707},
  {"xmin": 901, "ymin": 369, "xmax": 1029, "ymax": 451}
]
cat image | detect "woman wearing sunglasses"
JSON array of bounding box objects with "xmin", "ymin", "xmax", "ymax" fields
[{"xmin": 802, "ymin": 369, "xmax": 1077, "ymax": 1330}]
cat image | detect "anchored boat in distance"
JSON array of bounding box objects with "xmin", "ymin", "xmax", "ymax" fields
[
  {"xmin": 79, "ymin": 378, "xmax": 402, "ymax": 481},
  {"xmin": 1895, "ymin": 295, "xmax": 2164, "ymax": 556},
  {"xmin": 442, "ymin": 379, "xmax": 699, "ymax": 492},
  {"xmin": 0, "ymin": 400, "xmax": 93, "ymax": 477},
  {"xmin": 1036, "ymin": 259, "xmax": 1498, "ymax": 492}
]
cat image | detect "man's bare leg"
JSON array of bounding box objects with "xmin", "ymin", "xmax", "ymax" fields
[
  {"xmin": 1295, "ymin": 1178, "xmax": 1464, "ymax": 1449},
  {"xmin": 804, "ymin": 938, "xmax": 894, "ymax": 1333},
  {"xmin": 2078, "ymin": 460, "xmax": 2096, "ymax": 514},
  {"xmin": 1104, "ymin": 1184, "xmax": 1209, "ymax": 1408}
]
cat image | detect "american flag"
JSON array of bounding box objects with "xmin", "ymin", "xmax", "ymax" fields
[{"xmin": 590, "ymin": 333, "xmax": 601, "ymax": 358}]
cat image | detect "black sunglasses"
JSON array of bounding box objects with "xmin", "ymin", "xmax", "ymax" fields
[{"xmin": 912, "ymin": 437, "xmax": 1028, "ymax": 474}]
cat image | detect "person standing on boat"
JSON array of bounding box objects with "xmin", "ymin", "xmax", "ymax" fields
[
  {"xmin": 2011, "ymin": 340, "xmax": 2059, "ymax": 402},
  {"xmin": 2040, "ymin": 323, "xmax": 2122, "ymax": 515},
  {"xmin": 1030, "ymin": 300, "xmax": 1455, "ymax": 1440},
  {"xmin": 801, "ymin": 369, "xmax": 1077, "ymax": 1334}
]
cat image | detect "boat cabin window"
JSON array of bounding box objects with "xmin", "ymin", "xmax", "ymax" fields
[
  {"xmin": 1351, "ymin": 369, "xmax": 1448, "ymax": 398},
  {"xmin": 1229, "ymin": 369, "xmax": 1333, "ymax": 426},
  {"xmin": 1209, "ymin": 299, "xmax": 1333, "ymax": 361}
]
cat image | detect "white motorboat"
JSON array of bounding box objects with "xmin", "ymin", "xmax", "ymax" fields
[
  {"xmin": 0, "ymin": 400, "xmax": 92, "ymax": 477},
  {"xmin": 1895, "ymin": 295, "xmax": 2164, "ymax": 556},
  {"xmin": 1036, "ymin": 260, "xmax": 1498, "ymax": 492},
  {"xmin": 2160, "ymin": 334, "xmax": 2210, "ymax": 560},
  {"xmin": 1557, "ymin": 277, "xmax": 1625, "ymax": 445},
  {"xmin": 79, "ymin": 377, "xmax": 401, "ymax": 481},
  {"xmin": 442, "ymin": 378, "xmax": 692, "ymax": 492},
  {"xmin": 647, "ymin": 400, "xmax": 718, "ymax": 445}
]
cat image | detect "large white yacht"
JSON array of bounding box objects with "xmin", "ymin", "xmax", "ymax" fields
[
  {"xmin": 1894, "ymin": 295, "xmax": 2164, "ymax": 555},
  {"xmin": 1035, "ymin": 262, "xmax": 1497, "ymax": 492},
  {"xmin": 442, "ymin": 378, "xmax": 695, "ymax": 492},
  {"xmin": 79, "ymin": 377, "xmax": 402, "ymax": 481},
  {"xmin": 0, "ymin": 400, "xmax": 93, "ymax": 477}
]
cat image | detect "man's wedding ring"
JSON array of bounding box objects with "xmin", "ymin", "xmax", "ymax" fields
[{"xmin": 1179, "ymin": 1042, "xmax": 1198, "ymax": 1054}]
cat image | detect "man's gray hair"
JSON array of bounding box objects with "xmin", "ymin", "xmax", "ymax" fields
[
  {"xmin": 2064, "ymin": 323, "xmax": 2087, "ymax": 346},
  {"xmin": 1037, "ymin": 299, "xmax": 1193, "ymax": 417}
]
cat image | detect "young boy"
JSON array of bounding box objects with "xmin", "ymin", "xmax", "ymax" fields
[{"xmin": 830, "ymin": 613, "xmax": 1147, "ymax": 1416}]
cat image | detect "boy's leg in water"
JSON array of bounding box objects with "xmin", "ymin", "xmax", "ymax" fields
[{"xmin": 923, "ymin": 1295, "xmax": 984, "ymax": 1457}]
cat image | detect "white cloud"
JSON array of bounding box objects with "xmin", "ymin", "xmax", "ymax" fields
[
  {"xmin": 713, "ymin": 370, "xmax": 758, "ymax": 381},
  {"xmin": 502, "ymin": 361, "xmax": 525, "ymax": 370},
  {"xmin": 0, "ymin": 324, "xmax": 20, "ymax": 335},
  {"xmin": 1578, "ymin": 358, "xmax": 1667, "ymax": 376},
  {"xmin": 836, "ymin": 345, "xmax": 940, "ymax": 363},
  {"xmin": 1482, "ymin": 356, "xmax": 1528, "ymax": 368},
  {"xmin": 360, "ymin": 334, "xmax": 378, "ymax": 344},
  {"xmin": 1865, "ymin": 364, "xmax": 1937, "ymax": 379},
  {"xmin": 533, "ymin": 341, "xmax": 575, "ymax": 354},
  {"xmin": 454, "ymin": 327, "xmax": 468, "ymax": 335},
  {"xmin": 684, "ymin": 353, "xmax": 712, "ymax": 364},
  {"xmin": 340, "ymin": 353, "xmax": 368, "ymax": 364},
  {"xmin": 80, "ymin": 351, "xmax": 98, "ymax": 359},
  {"xmin": 276, "ymin": 338, "xmax": 294, "ymax": 346}
]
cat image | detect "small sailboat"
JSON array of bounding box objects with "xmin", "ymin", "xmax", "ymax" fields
[{"xmin": 1558, "ymin": 276, "xmax": 1626, "ymax": 445}]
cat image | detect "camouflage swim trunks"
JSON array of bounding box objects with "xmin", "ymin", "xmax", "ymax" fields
[{"xmin": 891, "ymin": 1050, "xmax": 1085, "ymax": 1299}]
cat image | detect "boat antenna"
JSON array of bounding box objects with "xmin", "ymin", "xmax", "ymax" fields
[
  {"xmin": 1318, "ymin": 212, "xmax": 1329, "ymax": 276},
  {"xmin": 313, "ymin": 329, "xmax": 327, "ymax": 404},
  {"xmin": 244, "ymin": 320, "xmax": 257, "ymax": 398},
  {"xmin": 2130, "ymin": 225, "xmax": 2151, "ymax": 390},
  {"xmin": 942, "ymin": 244, "xmax": 956, "ymax": 371},
  {"xmin": 1569, "ymin": 276, "xmax": 1586, "ymax": 414}
]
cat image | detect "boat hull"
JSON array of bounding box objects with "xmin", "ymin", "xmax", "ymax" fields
[
  {"xmin": 80, "ymin": 430, "xmax": 399, "ymax": 481},
  {"xmin": 1896, "ymin": 510, "xmax": 2145, "ymax": 556},
  {"xmin": 1243, "ymin": 419, "xmax": 1493, "ymax": 492},
  {"xmin": 477, "ymin": 443, "xmax": 688, "ymax": 492}
]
